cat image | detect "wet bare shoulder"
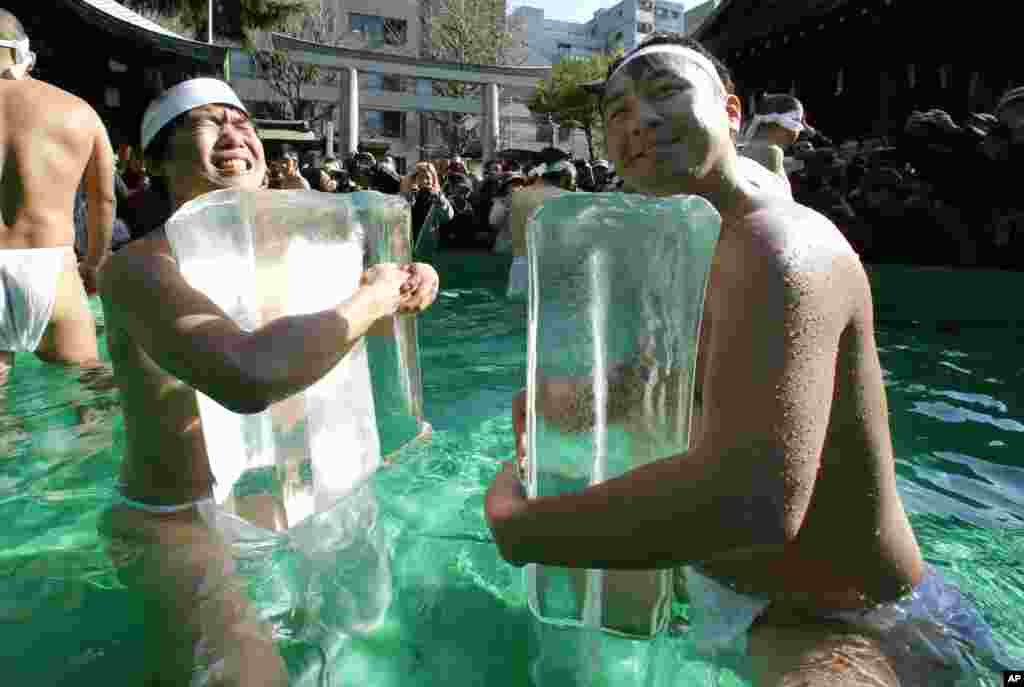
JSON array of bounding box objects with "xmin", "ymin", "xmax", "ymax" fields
[
  {"xmin": 720, "ymin": 200, "xmax": 865, "ymax": 323},
  {"xmin": 7, "ymin": 79, "xmax": 102, "ymax": 132},
  {"xmin": 736, "ymin": 199, "xmax": 856, "ymax": 268}
]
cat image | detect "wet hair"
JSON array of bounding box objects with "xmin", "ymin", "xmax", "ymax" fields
[
  {"xmin": 143, "ymin": 112, "xmax": 188, "ymax": 165},
  {"xmin": 756, "ymin": 93, "xmax": 803, "ymax": 116},
  {"xmin": 605, "ymin": 33, "xmax": 735, "ymax": 96}
]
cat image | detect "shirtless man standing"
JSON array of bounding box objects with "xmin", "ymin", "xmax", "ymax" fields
[
  {"xmin": 0, "ymin": 10, "xmax": 113, "ymax": 384},
  {"xmin": 98, "ymin": 79, "xmax": 439, "ymax": 686},
  {"xmin": 485, "ymin": 35, "xmax": 1011, "ymax": 685}
]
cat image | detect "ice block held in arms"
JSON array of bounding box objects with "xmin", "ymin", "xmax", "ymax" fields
[
  {"xmin": 524, "ymin": 192, "xmax": 721, "ymax": 638},
  {"xmin": 164, "ymin": 189, "xmax": 428, "ymax": 532}
]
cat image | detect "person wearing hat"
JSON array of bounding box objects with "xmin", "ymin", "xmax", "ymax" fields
[
  {"xmin": 0, "ymin": 9, "xmax": 114, "ymax": 385},
  {"xmin": 97, "ymin": 78, "xmax": 441, "ymax": 686}
]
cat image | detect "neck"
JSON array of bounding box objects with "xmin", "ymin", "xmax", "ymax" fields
[{"xmin": 671, "ymin": 155, "xmax": 759, "ymax": 227}]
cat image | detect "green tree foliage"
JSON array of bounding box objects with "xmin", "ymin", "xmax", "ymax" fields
[
  {"xmin": 529, "ymin": 51, "xmax": 620, "ymax": 160},
  {"xmin": 124, "ymin": 0, "xmax": 309, "ymax": 45}
]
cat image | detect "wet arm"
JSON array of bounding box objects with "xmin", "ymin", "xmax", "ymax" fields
[
  {"xmin": 83, "ymin": 117, "xmax": 116, "ymax": 267},
  {"xmin": 493, "ymin": 246, "xmax": 843, "ymax": 569},
  {"xmin": 100, "ymin": 252, "xmax": 391, "ymax": 413}
]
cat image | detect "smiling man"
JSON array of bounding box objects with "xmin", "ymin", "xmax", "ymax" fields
[
  {"xmin": 485, "ymin": 35, "xmax": 1012, "ymax": 685},
  {"xmin": 97, "ymin": 79, "xmax": 439, "ymax": 686}
]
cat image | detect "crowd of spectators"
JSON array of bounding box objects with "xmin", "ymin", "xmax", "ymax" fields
[
  {"xmin": 89, "ymin": 84, "xmax": 1024, "ymax": 270},
  {"xmin": 779, "ymin": 86, "xmax": 1024, "ymax": 270},
  {"xmin": 92, "ymin": 137, "xmax": 628, "ymax": 258}
]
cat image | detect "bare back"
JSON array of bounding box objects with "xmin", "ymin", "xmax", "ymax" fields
[
  {"xmin": 0, "ymin": 78, "xmax": 106, "ymax": 248},
  {"xmin": 695, "ymin": 197, "xmax": 924, "ymax": 613}
]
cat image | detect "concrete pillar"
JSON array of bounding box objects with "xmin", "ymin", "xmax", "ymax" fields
[
  {"xmin": 482, "ymin": 82, "xmax": 500, "ymax": 162},
  {"xmin": 337, "ymin": 67, "xmax": 359, "ymax": 156},
  {"xmin": 325, "ymin": 120, "xmax": 335, "ymax": 158}
]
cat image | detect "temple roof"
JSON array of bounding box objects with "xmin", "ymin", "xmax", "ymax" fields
[
  {"xmin": 695, "ymin": 0, "xmax": 854, "ymax": 51},
  {"xmin": 61, "ymin": 0, "xmax": 228, "ymax": 63}
]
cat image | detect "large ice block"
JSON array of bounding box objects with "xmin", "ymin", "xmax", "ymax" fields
[
  {"xmin": 524, "ymin": 193, "xmax": 721, "ymax": 639},
  {"xmin": 165, "ymin": 189, "xmax": 427, "ymax": 531}
]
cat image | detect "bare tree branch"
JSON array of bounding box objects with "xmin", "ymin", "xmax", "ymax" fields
[{"xmin": 420, "ymin": 0, "xmax": 526, "ymax": 157}]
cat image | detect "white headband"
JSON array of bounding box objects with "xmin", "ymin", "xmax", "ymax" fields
[
  {"xmin": 744, "ymin": 109, "xmax": 805, "ymax": 142},
  {"xmin": 0, "ymin": 38, "xmax": 34, "ymax": 79},
  {"xmin": 0, "ymin": 37, "xmax": 30, "ymax": 64},
  {"xmin": 608, "ymin": 44, "xmax": 726, "ymax": 97},
  {"xmin": 141, "ymin": 78, "xmax": 248, "ymax": 153}
]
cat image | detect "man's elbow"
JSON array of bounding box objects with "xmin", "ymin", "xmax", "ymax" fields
[{"xmin": 197, "ymin": 347, "xmax": 276, "ymax": 415}]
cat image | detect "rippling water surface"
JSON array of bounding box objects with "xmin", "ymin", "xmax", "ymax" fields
[{"xmin": 0, "ymin": 256, "xmax": 1021, "ymax": 685}]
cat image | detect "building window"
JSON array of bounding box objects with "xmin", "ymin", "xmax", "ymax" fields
[
  {"xmin": 671, "ymin": 10, "xmax": 680, "ymax": 19},
  {"xmin": 557, "ymin": 42, "xmax": 572, "ymax": 58},
  {"xmin": 363, "ymin": 73, "xmax": 406, "ymax": 94},
  {"xmin": 350, "ymin": 13, "xmax": 407, "ymax": 46},
  {"xmin": 637, "ymin": 22, "xmax": 654, "ymax": 34},
  {"xmin": 362, "ymin": 110, "xmax": 405, "ymax": 139},
  {"xmin": 639, "ymin": 0, "xmax": 654, "ymax": 11}
]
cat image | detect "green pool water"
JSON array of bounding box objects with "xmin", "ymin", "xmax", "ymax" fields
[{"xmin": 0, "ymin": 255, "xmax": 1022, "ymax": 685}]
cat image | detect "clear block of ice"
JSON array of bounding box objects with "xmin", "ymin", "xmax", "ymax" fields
[
  {"xmin": 165, "ymin": 189, "xmax": 427, "ymax": 532},
  {"xmin": 524, "ymin": 192, "xmax": 721, "ymax": 639}
]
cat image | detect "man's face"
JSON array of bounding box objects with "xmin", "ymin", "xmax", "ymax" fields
[
  {"xmin": 413, "ymin": 169, "xmax": 432, "ymax": 189},
  {"xmin": 602, "ymin": 50, "xmax": 740, "ymax": 196},
  {"xmin": 158, "ymin": 105, "xmax": 265, "ymax": 205}
]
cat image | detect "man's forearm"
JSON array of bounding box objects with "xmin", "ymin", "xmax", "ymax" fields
[
  {"xmin": 85, "ymin": 198, "xmax": 115, "ymax": 265},
  {"xmin": 504, "ymin": 443, "xmax": 787, "ymax": 570},
  {"xmin": 234, "ymin": 286, "xmax": 388, "ymax": 408}
]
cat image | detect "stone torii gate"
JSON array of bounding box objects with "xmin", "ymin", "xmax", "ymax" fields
[{"xmin": 271, "ymin": 33, "xmax": 551, "ymax": 161}]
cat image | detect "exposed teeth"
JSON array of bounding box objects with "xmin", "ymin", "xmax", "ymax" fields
[{"xmin": 217, "ymin": 159, "xmax": 247, "ymax": 173}]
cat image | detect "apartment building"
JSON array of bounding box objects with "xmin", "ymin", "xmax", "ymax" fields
[
  {"xmin": 232, "ymin": 0, "xmax": 433, "ymax": 170},
  {"xmin": 509, "ymin": 0, "xmax": 687, "ymax": 66}
]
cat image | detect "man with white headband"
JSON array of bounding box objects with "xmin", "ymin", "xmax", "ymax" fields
[
  {"xmin": 97, "ymin": 78, "xmax": 440, "ymax": 686},
  {"xmin": 486, "ymin": 34, "xmax": 1013, "ymax": 685},
  {"xmin": 0, "ymin": 9, "xmax": 113, "ymax": 385},
  {"xmin": 738, "ymin": 93, "xmax": 814, "ymax": 196}
]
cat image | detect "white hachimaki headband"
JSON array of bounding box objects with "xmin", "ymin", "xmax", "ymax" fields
[
  {"xmin": 141, "ymin": 78, "xmax": 248, "ymax": 153},
  {"xmin": 607, "ymin": 44, "xmax": 727, "ymax": 98},
  {"xmin": 0, "ymin": 37, "xmax": 35, "ymax": 77},
  {"xmin": 744, "ymin": 107, "xmax": 805, "ymax": 142}
]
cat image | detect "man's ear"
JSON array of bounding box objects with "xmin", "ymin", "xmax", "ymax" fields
[{"xmin": 725, "ymin": 94, "xmax": 743, "ymax": 136}]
